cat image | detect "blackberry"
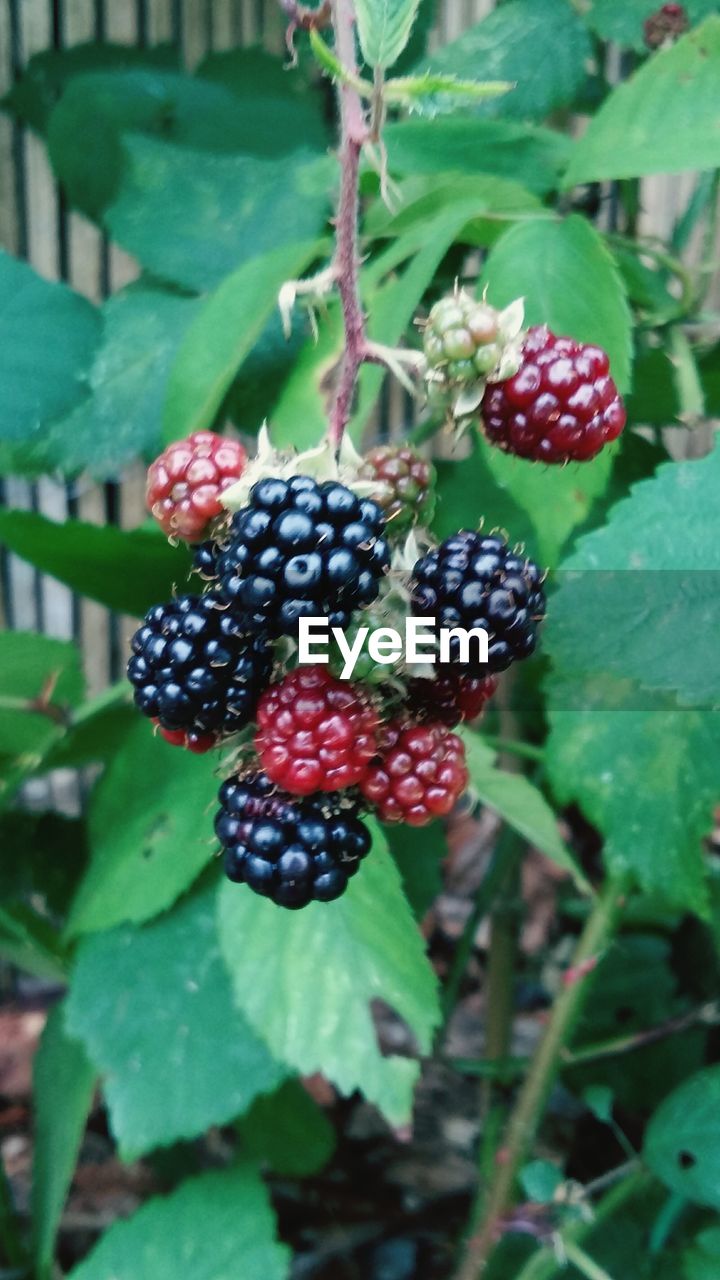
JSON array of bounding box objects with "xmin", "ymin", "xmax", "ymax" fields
[
  {"xmin": 146, "ymin": 430, "xmax": 247, "ymax": 543},
  {"xmin": 216, "ymin": 771, "xmax": 372, "ymax": 908},
  {"xmin": 406, "ymin": 668, "xmax": 497, "ymax": 728},
  {"xmin": 644, "ymin": 3, "xmax": 688, "ymax": 47},
  {"xmin": 216, "ymin": 475, "xmax": 390, "ymax": 638},
  {"xmin": 127, "ymin": 592, "xmax": 272, "ymax": 740},
  {"xmin": 360, "ymin": 721, "xmax": 468, "ymax": 826},
  {"xmin": 410, "ymin": 531, "xmax": 546, "ymax": 674},
  {"xmin": 359, "ymin": 444, "xmax": 436, "ymax": 535}
]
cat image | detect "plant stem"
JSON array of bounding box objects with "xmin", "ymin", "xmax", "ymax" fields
[
  {"xmin": 561, "ymin": 1242, "xmax": 616, "ymax": 1280},
  {"xmin": 453, "ymin": 878, "xmax": 626, "ymax": 1280},
  {"xmin": 328, "ymin": 0, "xmax": 368, "ymax": 449}
]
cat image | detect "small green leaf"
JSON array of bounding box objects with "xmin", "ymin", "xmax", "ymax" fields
[
  {"xmin": 0, "ymin": 510, "xmax": 191, "ymax": 616},
  {"xmin": 356, "ymin": 0, "xmax": 423, "ymax": 69},
  {"xmin": 565, "ymin": 18, "xmax": 720, "ymax": 186},
  {"xmin": 519, "ymin": 1158, "xmax": 563, "ymax": 1203},
  {"xmin": 583, "ymin": 1083, "xmax": 615, "ymax": 1124},
  {"xmin": 32, "ymin": 1004, "xmax": 96, "ymax": 1280},
  {"xmin": 0, "ymin": 251, "xmax": 100, "ymax": 477},
  {"xmin": 461, "ymin": 730, "xmax": 587, "ymax": 889},
  {"xmin": 482, "ymin": 214, "xmax": 633, "ymax": 391},
  {"xmin": 107, "ymin": 137, "xmax": 333, "ymax": 292},
  {"xmin": 644, "ymin": 1066, "xmax": 720, "ymax": 1208},
  {"xmin": 164, "ymin": 241, "xmax": 320, "ymax": 443},
  {"xmin": 218, "ymin": 824, "xmax": 440, "ymax": 1124},
  {"xmin": 418, "ymin": 0, "xmax": 593, "ymax": 121},
  {"xmin": 384, "ymin": 72, "xmax": 512, "ymax": 109},
  {"xmin": 67, "ymin": 1165, "xmax": 289, "ymax": 1280},
  {"xmin": 238, "ymin": 1078, "xmax": 335, "ymax": 1177},
  {"xmin": 66, "ymin": 887, "xmax": 285, "ymax": 1159},
  {"xmin": 66, "ymin": 719, "xmax": 218, "ymax": 936}
]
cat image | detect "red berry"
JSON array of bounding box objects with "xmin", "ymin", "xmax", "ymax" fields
[
  {"xmin": 153, "ymin": 720, "xmax": 218, "ymax": 753},
  {"xmin": 360, "ymin": 720, "xmax": 469, "ymax": 826},
  {"xmin": 480, "ymin": 326, "xmax": 626, "ymax": 464},
  {"xmin": 254, "ymin": 666, "xmax": 379, "ymax": 796},
  {"xmin": 359, "ymin": 444, "xmax": 436, "ymax": 535},
  {"xmin": 643, "ymin": 3, "xmax": 688, "ymax": 48},
  {"xmin": 146, "ymin": 430, "xmax": 248, "ymax": 543},
  {"xmin": 407, "ymin": 669, "xmax": 497, "ymax": 729}
]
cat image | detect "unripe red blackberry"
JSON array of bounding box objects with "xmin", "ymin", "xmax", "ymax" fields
[
  {"xmin": 255, "ymin": 665, "xmax": 379, "ymax": 796},
  {"xmin": 359, "ymin": 444, "xmax": 436, "ymax": 535},
  {"xmin": 643, "ymin": 3, "xmax": 688, "ymax": 48},
  {"xmin": 480, "ymin": 326, "xmax": 626, "ymax": 464},
  {"xmin": 360, "ymin": 720, "xmax": 468, "ymax": 826},
  {"xmin": 146, "ymin": 431, "xmax": 247, "ymax": 543}
]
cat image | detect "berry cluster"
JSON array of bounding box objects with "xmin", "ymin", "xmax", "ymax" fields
[{"xmin": 131, "ymin": 392, "xmax": 556, "ymax": 905}]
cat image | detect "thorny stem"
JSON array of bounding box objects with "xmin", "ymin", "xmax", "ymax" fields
[
  {"xmin": 453, "ymin": 878, "xmax": 626, "ymax": 1280},
  {"xmin": 513, "ymin": 1171, "xmax": 649, "ymax": 1280},
  {"xmin": 328, "ymin": 0, "xmax": 369, "ymax": 449}
]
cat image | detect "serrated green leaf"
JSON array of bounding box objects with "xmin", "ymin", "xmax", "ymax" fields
[
  {"xmin": 385, "ymin": 72, "xmax": 512, "ymax": 109},
  {"xmin": 164, "ymin": 241, "xmax": 320, "ymax": 443},
  {"xmin": 32, "ymin": 1005, "xmax": 95, "ymax": 1279},
  {"xmin": 644, "ymin": 1066, "xmax": 720, "ymax": 1208},
  {"xmin": 66, "ymin": 719, "xmax": 218, "ymax": 937},
  {"xmin": 356, "ymin": 0, "xmax": 423, "ymax": 68},
  {"xmin": 238, "ymin": 1078, "xmax": 335, "ymax": 1177},
  {"xmin": 0, "ymin": 510, "xmax": 191, "ymax": 616},
  {"xmin": 0, "ymin": 251, "xmax": 100, "ymax": 477},
  {"xmin": 385, "ymin": 821, "xmax": 446, "ymax": 917},
  {"xmin": 217, "ymin": 825, "xmax": 440, "ymax": 1124},
  {"xmin": 383, "ymin": 117, "xmax": 572, "ymax": 195},
  {"xmin": 106, "ymin": 137, "xmax": 333, "ymax": 292},
  {"xmin": 418, "ymin": 0, "xmax": 593, "ymax": 121},
  {"xmin": 66, "ymin": 887, "xmax": 285, "ymax": 1159},
  {"xmin": 461, "ymin": 730, "xmax": 587, "ymax": 888},
  {"xmin": 365, "ymin": 172, "xmax": 541, "ymax": 246},
  {"xmin": 565, "ymin": 18, "xmax": 720, "ymax": 186},
  {"xmin": 482, "ymin": 214, "xmax": 633, "ymax": 391},
  {"xmin": 67, "ymin": 1165, "xmax": 289, "ymax": 1280},
  {"xmin": 40, "ymin": 285, "xmax": 201, "ymax": 478},
  {"xmin": 684, "ymin": 1227, "xmax": 720, "ymax": 1280}
]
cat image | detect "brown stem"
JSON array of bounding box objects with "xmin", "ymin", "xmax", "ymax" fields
[{"xmin": 328, "ymin": 0, "xmax": 369, "ymax": 449}]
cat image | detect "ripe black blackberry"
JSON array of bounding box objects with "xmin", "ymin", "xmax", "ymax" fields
[
  {"xmin": 410, "ymin": 531, "xmax": 546, "ymax": 674},
  {"xmin": 216, "ymin": 475, "xmax": 390, "ymax": 637},
  {"xmin": 216, "ymin": 771, "xmax": 372, "ymax": 909},
  {"xmin": 127, "ymin": 592, "xmax": 272, "ymax": 740}
]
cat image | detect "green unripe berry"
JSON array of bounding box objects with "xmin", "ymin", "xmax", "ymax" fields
[{"xmin": 442, "ymin": 328, "xmax": 475, "ymax": 361}]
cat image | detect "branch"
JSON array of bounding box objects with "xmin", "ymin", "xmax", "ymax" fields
[
  {"xmin": 328, "ymin": 0, "xmax": 369, "ymax": 449},
  {"xmin": 453, "ymin": 879, "xmax": 626, "ymax": 1280}
]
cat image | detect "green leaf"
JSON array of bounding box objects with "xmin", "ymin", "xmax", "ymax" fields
[
  {"xmin": 684, "ymin": 1227, "xmax": 720, "ymax": 1280},
  {"xmin": 0, "ymin": 810, "xmax": 88, "ymax": 916},
  {"xmin": 644, "ymin": 1066, "xmax": 720, "ymax": 1208},
  {"xmin": 356, "ymin": 0, "xmax": 423, "ymax": 68},
  {"xmin": 519, "ymin": 1159, "xmax": 563, "ymax": 1203},
  {"xmin": 0, "ymin": 904, "xmax": 68, "ymax": 982},
  {"xmin": 584, "ymin": 0, "xmax": 719, "ymax": 53},
  {"xmin": 1, "ymin": 41, "xmax": 178, "ymax": 133},
  {"xmin": 385, "ymin": 821, "xmax": 446, "ymax": 917},
  {"xmin": 383, "ymin": 117, "xmax": 572, "ymax": 195},
  {"xmin": 482, "ymin": 213, "xmax": 633, "ymax": 391},
  {"xmin": 67, "ymin": 1165, "xmax": 289, "ymax": 1280},
  {"xmin": 385, "ymin": 72, "xmax": 512, "ymax": 110},
  {"xmin": 66, "ymin": 887, "xmax": 285, "ymax": 1159},
  {"xmin": 106, "ymin": 137, "xmax": 332, "ymax": 292},
  {"xmin": 66, "ymin": 719, "xmax": 218, "ymax": 936},
  {"xmin": 0, "ymin": 251, "xmax": 100, "ymax": 477},
  {"xmin": 0, "ymin": 510, "xmax": 191, "ymax": 616},
  {"xmin": 432, "ymin": 437, "xmax": 536, "ymax": 553},
  {"xmin": 565, "ymin": 18, "xmax": 720, "ymax": 186},
  {"xmin": 461, "ymin": 730, "xmax": 587, "ymax": 888},
  {"xmin": 218, "ymin": 824, "xmax": 440, "ymax": 1124},
  {"xmin": 238, "ymin": 1078, "xmax": 335, "ymax": 1176},
  {"xmin": 40, "ymin": 285, "xmax": 202, "ymax": 478},
  {"xmin": 164, "ymin": 241, "xmax": 320, "ymax": 443},
  {"xmin": 0, "ymin": 632, "xmax": 83, "ymax": 758},
  {"xmin": 32, "ymin": 1004, "xmax": 96, "ymax": 1279},
  {"xmin": 546, "ymin": 445, "xmax": 720, "ymax": 711},
  {"xmin": 365, "ymin": 173, "xmax": 542, "ymax": 247},
  {"xmin": 418, "ymin": 0, "xmax": 593, "ymax": 121}
]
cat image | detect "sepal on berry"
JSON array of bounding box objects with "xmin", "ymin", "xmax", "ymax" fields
[{"xmin": 220, "ymin": 426, "xmax": 377, "ymax": 514}]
